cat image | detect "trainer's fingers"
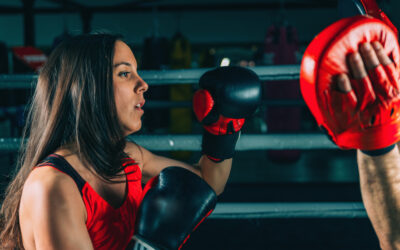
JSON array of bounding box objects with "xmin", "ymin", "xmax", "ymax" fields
[
  {"xmin": 371, "ymin": 41, "xmax": 393, "ymax": 66},
  {"xmin": 334, "ymin": 73, "xmax": 352, "ymax": 93},
  {"xmin": 359, "ymin": 43, "xmax": 380, "ymax": 70},
  {"xmin": 348, "ymin": 52, "xmax": 368, "ymax": 80},
  {"xmin": 370, "ymin": 41, "xmax": 400, "ymax": 96}
]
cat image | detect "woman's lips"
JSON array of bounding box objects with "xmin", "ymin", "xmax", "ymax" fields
[{"xmin": 135, "ymin": 100, "xmax": 145, "ymax": 111}]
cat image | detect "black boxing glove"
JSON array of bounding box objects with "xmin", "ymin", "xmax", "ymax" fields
[
  {"xmin": 132, "ymin": 167, "xmax": 217, "ymax": 250},
  {"xmin": 193, "ymin": 66, "xmax": 262, "ymax": 162}
]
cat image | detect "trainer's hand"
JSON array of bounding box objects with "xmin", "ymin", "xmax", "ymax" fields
[
  {"xmin": 335, "ymin": 42, "xmax": 395, "ymax": 95},
  {"xmin": 300, "ymin": 15, "xmax": 400, "ymax": 151},
  {"xmin": 332, "ymin": 41, "xmax": 400, "ymax": 155}
]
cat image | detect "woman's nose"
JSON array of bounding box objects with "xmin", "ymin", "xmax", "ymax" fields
[{"xmin": 136, "ymin": 78, "xmax": 149, "ymax": 94}]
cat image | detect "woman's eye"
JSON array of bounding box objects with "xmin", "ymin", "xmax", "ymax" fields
[{"xmin": 119, "ymin": 71, "xmax": 130, "ymax": 78}]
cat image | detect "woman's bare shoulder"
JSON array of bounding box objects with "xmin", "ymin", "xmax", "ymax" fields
[
  {"xmin": 21, "ymin": 166, "xmax": 85, "ymax": 218},
  {"xmin": 19, "ymin": 166, "xmax": 92, "ymax": 248},
  {"xmin": 24, "ymin": 166, "xmax": 75, "ymax": 192}
]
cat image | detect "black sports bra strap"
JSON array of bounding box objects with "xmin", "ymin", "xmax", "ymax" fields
[{"xmin": 37, "ymin": 154, "xmax": 86, "ymax": 195}]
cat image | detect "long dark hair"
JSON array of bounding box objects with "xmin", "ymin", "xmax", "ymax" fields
[{"xmin": 0, "ymin": 34, "xmax": 128, "ymax": 249}]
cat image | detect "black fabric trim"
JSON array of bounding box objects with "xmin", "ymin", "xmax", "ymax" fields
[
  {"xmin": 37, "ymin": 154, "xmax": 86, "ymax": 195},
  {"xmin": 201, "ymin": 130, "xmax": 239, "ymax": 161},
  {"xmin": 361, "ymin": 144, "xmax": 396, "ymax": 156}
]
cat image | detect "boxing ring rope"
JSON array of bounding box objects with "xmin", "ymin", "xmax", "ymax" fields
[
  {"xmin": 127, "ymin": 134, "xmax": 337, "ymax": 150},
  {"xmin": 0, "ymin": 99, "xmax": 305, "ymax": 116},
  {"xmin": 0, "ymin": 65, "xmax": 300, "ymax": 89},
  {"xmin": 0, "ymin": 134, "xmax": 337, "ymax": 152},
  {"xmin": 0, "ymin": 65, "xmax": 303, "ymax": 115},
  {"xmin": 211, "ymin": 202, "xmax": 367, "ymax": 219},
  {"xmin": 139, "ymin": 65, "xmax": 300, "ymax": 84},
  {"xmin": 0, "ymin": 74, "xmax": 37, "ymax": 89},
  {"xmin": 145, "ymin": 99, "xmax": 305, "ymax": 108}
]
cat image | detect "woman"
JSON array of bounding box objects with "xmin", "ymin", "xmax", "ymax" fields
[{"xmin": 0, "ymin": 34, "xmax": 232, "ymax": 249}]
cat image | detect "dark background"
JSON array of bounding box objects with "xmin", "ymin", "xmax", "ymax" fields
[{"xmin": 0, "ymin": 0, "xmax": 397, "ymax": 249}]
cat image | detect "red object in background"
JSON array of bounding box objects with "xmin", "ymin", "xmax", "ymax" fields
[
  {"xmin": 264, "ymin": 25, "xmax": 298, "ymax": 65},
  {"xmin": 264, "ymin": 25, "xmax": 302, "ymax": 162},
  {"xmin": 12, "ymin": 46, "xmax": 47, "ymax": 72}
]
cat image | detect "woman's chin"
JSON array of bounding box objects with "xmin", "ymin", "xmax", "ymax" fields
[{"xmin": 124, "ymin": 124, "xmax": 141, "ymax": 136}]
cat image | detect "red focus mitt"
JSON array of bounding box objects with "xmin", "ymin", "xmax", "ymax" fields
[{"xmin": 300, "ymin": 15, "xmax": 400, "ymax": 150}]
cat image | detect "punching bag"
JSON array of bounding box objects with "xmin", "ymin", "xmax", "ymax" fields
[
  {"xmin": 264, "ymin": 25, "xmax": 302, "ymax": 162},
  {"xmin": 141, "ymin": 36, "xmax": 170, "ymax": 132},
  {"xmin": 169, "ymin": 32, "xmax": 192, "ymax": 160}
]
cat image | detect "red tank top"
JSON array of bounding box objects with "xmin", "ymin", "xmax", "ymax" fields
[{"xmin": 36, "ymin": 154, "xmax": 143, "ymax": 249}]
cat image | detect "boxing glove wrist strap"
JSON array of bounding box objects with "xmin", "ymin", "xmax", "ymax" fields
[
  {"xmin": 132, "ymin": 236, "xmax": 157, "ymax": 250},
  {"xmin": 361, "ymin": 144, "xmax": 396, "ymax": 156},
  {"xmin": 202, "ymin": 130, "xmax": 240, "ymax": 162}
]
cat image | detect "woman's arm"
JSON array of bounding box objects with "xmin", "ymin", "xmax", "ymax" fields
[
  {"xmin": 125, "ymin": 142, "xmax": 231, "ymax": 195},
  {"xmin": 20, "ymin": 167, "xmax": 93, "ymax": 249},
  {"xmin": 357, "ymin": 146, "xmax": 400, "ymax": 250},
  {"xmin": 126, "ymin": 67, "xmax": 260, "ymax": 196}
]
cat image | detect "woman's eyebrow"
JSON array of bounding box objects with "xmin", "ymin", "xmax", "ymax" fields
[{"xmin": 113, "ymin": 62, "xmax": 132, "ymax": 68}]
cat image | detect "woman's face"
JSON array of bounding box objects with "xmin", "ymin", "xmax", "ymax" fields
[{"xmin": 113, "ymin": 40, "xmax": 148, "ymax": 136}]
